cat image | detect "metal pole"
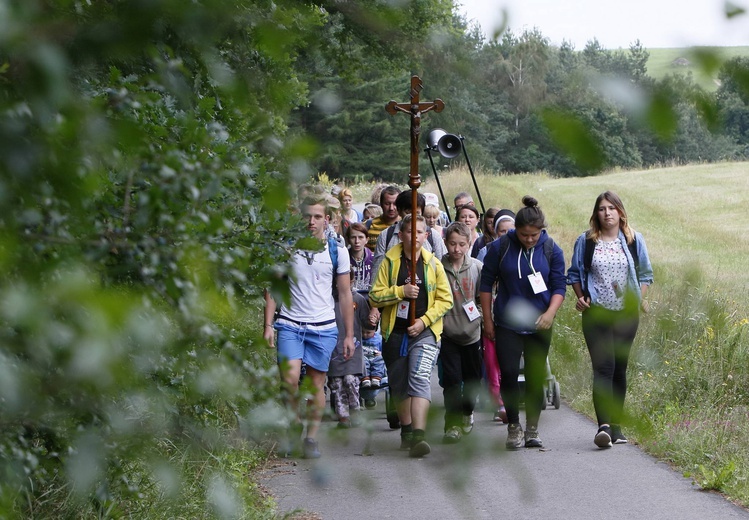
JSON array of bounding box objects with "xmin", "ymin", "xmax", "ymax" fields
[
  {"xmin": 425, "ymin": 148, "xmax": 452, "ymax": 223},
  {"xmin": 460, "ymin": 136, "xmax": 485, "ymax": 214}
]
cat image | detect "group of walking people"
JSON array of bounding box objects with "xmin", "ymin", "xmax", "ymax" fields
[{"xmin": 263, "ymin": 184, "xmax": 653, "ymax": 458}]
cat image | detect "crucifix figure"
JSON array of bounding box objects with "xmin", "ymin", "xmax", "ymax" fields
[{"xmin": 386, "ymin": 75, "xmax": 444, "ymax": 323}]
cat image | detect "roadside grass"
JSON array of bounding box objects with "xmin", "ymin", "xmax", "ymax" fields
[
  {"xmin": 646, "ymin": 46, "xmax": 749, "ymax": 91},
  {"xmin": 420, "ymin": 161, "xmax": 749, "ymax": 504}
]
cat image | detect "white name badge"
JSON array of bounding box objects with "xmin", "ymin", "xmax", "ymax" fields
[
  {"xmin": 528, "ymin": 272, "xmax": 548, "ymax": 294},
  {"xmin": 397, "ymin": 300, "xmax": 410, "ymax": 319},
  {"xmin": 463, "ymin": 301, "xmax": 481, "ymax": 321}
]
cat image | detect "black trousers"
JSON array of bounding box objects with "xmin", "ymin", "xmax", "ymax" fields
[
  {"xmin": 439, "ymin": 336, "xmax": 483, "ymax": 430},
  {"xmin": 582, "ymin": 306, "xmax": 639, "ymax": 427},
  {"xmin": 494, "ymin": 325, "xmax": 552, "ymax": 428}
]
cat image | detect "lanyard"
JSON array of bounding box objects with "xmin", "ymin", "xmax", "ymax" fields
[
  {"xmin": 522, "ymin": 247, "xmax": 537, "ymax": 275},
  {"xmin": 448, "ymin": 261, "xmax": 469, "ymax": 302}
]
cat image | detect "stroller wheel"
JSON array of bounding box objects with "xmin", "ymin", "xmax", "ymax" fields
[{"xmin": 553, "ymin": 381, "xmax": 561, "ymax": 409}]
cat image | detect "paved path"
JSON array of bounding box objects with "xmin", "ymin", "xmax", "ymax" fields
[{"xmin": 261, "ymin": 372, "xmax": 749, "ymax": 520}]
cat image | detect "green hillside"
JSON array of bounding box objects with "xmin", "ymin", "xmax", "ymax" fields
[{"xmin": 645, "ymin": 46, "xmax": 749, "ymax": 90}]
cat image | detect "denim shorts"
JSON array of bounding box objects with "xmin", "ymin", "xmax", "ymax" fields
[{"xmin": 275, "ymin": 320, "xmax": 338, "ymax": 372}]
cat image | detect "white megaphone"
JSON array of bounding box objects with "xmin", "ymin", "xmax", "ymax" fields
[{"xmin": 426, "ymin": 128, "xmax": 462, "ymax": 159}]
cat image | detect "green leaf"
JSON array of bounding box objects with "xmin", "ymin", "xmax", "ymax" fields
[{"xmin": 540, "ymin": 108, "xmax": 605, "ymax": 173}]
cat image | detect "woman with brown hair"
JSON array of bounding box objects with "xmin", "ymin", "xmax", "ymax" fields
[{"xmin": 567, "ymin": 191, "xmax": 653, "ymax": 448}]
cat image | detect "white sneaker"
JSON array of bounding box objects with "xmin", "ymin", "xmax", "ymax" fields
[{"xmin": 461, "ymin": 413, "xmax": 475, "ymax": 435}]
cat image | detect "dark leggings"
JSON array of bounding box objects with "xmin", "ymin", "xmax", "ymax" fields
[
  {"xmin": 582, "ymin": 306, "xmax": 639, "ymax": 427},
  {"xmin": 439, "ymin": 337, "xmax": 483, "ymax": 430},
  {"xmin": 494, "ymin": 325, "xmax": 551, "ymax": 428}
]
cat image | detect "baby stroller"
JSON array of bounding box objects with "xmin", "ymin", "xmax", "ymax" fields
[{"xmin": 518, "ymin": 354, "xmax": 561, "ymax": 410}]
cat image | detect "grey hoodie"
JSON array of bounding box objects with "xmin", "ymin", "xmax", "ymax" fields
[{"xmin": 441, "ymin": 255, "xmax": 483, "ymax": 344}]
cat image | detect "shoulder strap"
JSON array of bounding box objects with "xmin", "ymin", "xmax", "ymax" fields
[
  {"xmin": 584, "ymin": 238, "xmax": 595, "ymax": 271},
  {"xmin": 543, "ymin": 237, "xmax": 554, "ymax": 265},
  {"xmin": 628, "ymin": 237, "xmax": 639, "ymax": 271},
  {"xmin": 498, "ymin": 234, "xmax": 511, "ymax": 265},
  {"xmin": 327, "ymin": 236, "xmax": 339, "ymax": 301},
  {"xmin": 327, "ymin": 235, "xmax": 338, "ymax": 273},
  {"xmin": 385, "ymin": 224, "xmax": 396, "ymax": 249},
  {"xmin": 427, "ymin": 226, "xmax": 435, "ymax": 251},
  {"xmin": 584, "ymin": 236, "xmax": 639, "ymax": 271},
  {"xmin": 499, "ymin": 234, "xmax": 552, "ymax": 267}
]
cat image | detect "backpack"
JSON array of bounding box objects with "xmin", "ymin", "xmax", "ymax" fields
[
  {"xmin": 496, "ymin": 233, "xmax": 555, "ymax": 267},
  {"xmin": 328, "ymin": 235, "xmax": 339, "ymax": 301},
  {"xmin": 583, "ymin": 236, "xmax": 638, "ymax": 272}
]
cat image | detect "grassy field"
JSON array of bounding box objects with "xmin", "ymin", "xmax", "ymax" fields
[
  {"xmin": 646, "ymin": 46, "xmax": 749, "ymax": 90},
  {"xmin": 375, "ymin": 161, "xmax": 749, "ymax": 504}
]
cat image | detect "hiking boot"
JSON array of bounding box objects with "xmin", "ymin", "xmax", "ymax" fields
[
  {"xmin": 611, "ymin": 425, "xmax": 628, "ymax": 444},
  {"xmin": 506, "ymin": 423, "xmax": 524, "ymax": 450},
  {"xmin": 524, "ymin": 426, "xmax": 543, "ymax": 448},
  {"xmin": 595, "ymin": 425, "xmax": 613, "ymax": 448},
  {"xmin": 400, "ymin": 430, "xmax": 414, "ymax": 450},
  {"xmin": 337, "ymin": 418, "xmax": 351, "ymax": 429},
  {"xmin": 409, "ymin": 439, "xmax": 431, "ymax": 458},
  {"xmin": 493, "ymin": 407, "xmax": 508, "ymax": 423},
  {"xmin": 361, "ymin": 378, "xmax": 371, "ymax": 388},
  {"xmin": 302, "ymin": 437, "xmax": 321, "ymax": 459},
  {"xmin": 364, "ymin": 399, "xmax": 376, "ymax": 409},
  {"xmin": 443, "ymin": 426, "xmax": 462, "ymax": 444},
  {"xmin": 461, "ymin": 413, "xmax": 475, "ymax": 435},
  {"xmin": 370, "ymin": 377, "xmax": 381, "ymax": 388}
]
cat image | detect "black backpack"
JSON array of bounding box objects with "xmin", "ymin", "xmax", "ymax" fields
[
  {"xmin": 583, "ymin": 236, "xmax": 638, "ymax": 272},
  {"xmin": 496, "ymin": 233, "xmax": 555, "ymax": 267}
]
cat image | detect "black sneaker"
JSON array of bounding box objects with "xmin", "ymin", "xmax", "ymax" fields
[
  {"xmin": 400, "ymin": 431, "xmax": 414, "ymax": 450},
  {"xmin": 594, "ymin": 425, "xmax": 613, "ymax": 448},
  {"xmin": 409, "ymin": 439, "xmax": 431, "ymax": 458},
  {"xmin": 611, "ymin": 425, "xmax": 628, "ymax": 444},
  {"xmin": 302, "ymin": 437, "xmax": 321, "ymax": 459}
]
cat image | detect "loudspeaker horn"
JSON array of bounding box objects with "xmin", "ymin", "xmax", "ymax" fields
[{"xmin": 426, "ymin": 128, "xmax": 462, "ymax": 159}]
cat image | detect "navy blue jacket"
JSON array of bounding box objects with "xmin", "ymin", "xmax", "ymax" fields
[{"xmin": 479, "ymin": 229, "xmax": 566, "ymax": 333}]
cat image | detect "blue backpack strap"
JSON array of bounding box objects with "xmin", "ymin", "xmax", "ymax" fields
[
  {"xmin": 328, "ymin": 235, "xmax": 339, "ymax": 301},
  {"xmin": 327, "ymin": 235, "xmax": 338, "ymax": 273}
]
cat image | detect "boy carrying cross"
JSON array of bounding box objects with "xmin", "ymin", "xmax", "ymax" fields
[{"xmin": 369, "ymin": 214, "xmax": 453, "ymax": 458}]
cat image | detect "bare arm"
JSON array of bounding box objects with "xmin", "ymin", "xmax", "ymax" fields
[
  {"xmin": 480, "ymin": 291, "xmax": 494, "ymax": 341},
  {"xmin": 571, "ymin": 282, "xmax": 590, "ymax": 311},
  {"xmin": 263, "ymin": 290, "xmax": 276, "ymax": 348}
]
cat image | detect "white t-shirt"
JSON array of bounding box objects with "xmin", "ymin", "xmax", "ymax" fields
[{"xmin": 278, "ymin": 240, "xmax": 350, "ymax": 323}]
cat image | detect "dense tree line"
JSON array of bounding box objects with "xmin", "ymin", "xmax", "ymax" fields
[{"xmin": 297, "ymin": 15, "xmax": 749, "ymax": 181}]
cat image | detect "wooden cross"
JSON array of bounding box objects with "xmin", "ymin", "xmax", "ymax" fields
[{"xmin": 385, "ymin": 75, "xmax": 444, "ymax": 324}]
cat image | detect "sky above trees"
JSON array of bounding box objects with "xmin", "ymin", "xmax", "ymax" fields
[{"xmin": 458, "ymin": 0, "xmax": 749, "ymax": 49}]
